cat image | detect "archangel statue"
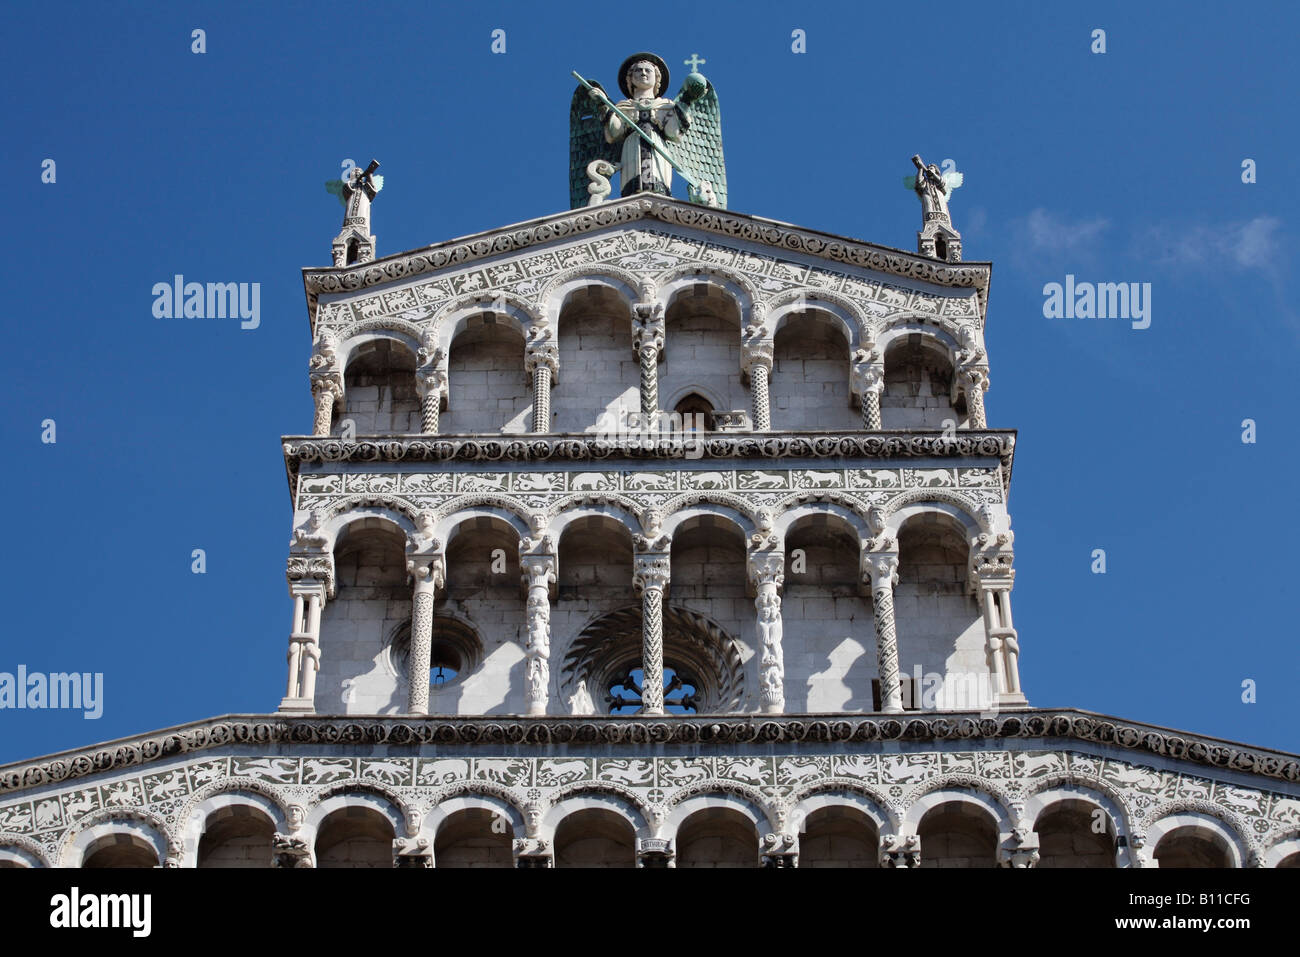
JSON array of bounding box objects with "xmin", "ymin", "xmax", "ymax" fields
[
  {"xmin": 569, "ymin": 52, "xmax": 726, "ymax": 209},
  {"xmin": 904, "ymin": 155, "xmax": 962, "ymax": 225}
]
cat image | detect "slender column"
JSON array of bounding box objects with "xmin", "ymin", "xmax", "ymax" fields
[
  {"xmin": 747, "ymin": 550, "xmax": 786, "ymax": 713},
  {"xmin": 284, "ymin": 593, "xmax": 305, "ymax": 698},
  {"xmin": 525, "ymin": 344, "xmax": 559, "ymax": 434},
  {"xmin": 415, "ymin": 368, "xmax": 446, "ymax": 435},
  {"xmin": 633, "ymin": 553, "xmax": 671, "ymax": 715},
  {"xmin": 971, "ymin": 534, "xmax": 1026, "ymax": 706},
  {"xmin": 851, "ymin": 348, "xmax": 884, "ymax": 430},
  {"xmin": 865, "ymin": 554, "xmax": 903, "ymax": 713},
  {"xmin": 743, "ymin": 343, "xmax": 774, "ymax": 432},
  {"xmin": 520, "ymin": 555, "xmax": 557, "ymax": 715},
  {"xmin": 299, "ymin": 592, "xmax": 323, "ymax": 700},
  {"xmin": 308, "ymin": 331, "xmax": 342, "ymax": 436},
  {"xmin": 961, "ymin": 366, "xmax": 989, "ymax": 428},
  {"xmin": 311, "ymin": 381, "xmax": 341, "ymax": 436},
  {"xmin": 279, "ymin": 558, "xmax": 333, "ymax": 713},
  {"xmin": 405, "ymin": 555, "xmax": 445, "ymax": 715},
  {"xmin": 633, "ymin": 303, "xmax": 665, "ymax": 421}
]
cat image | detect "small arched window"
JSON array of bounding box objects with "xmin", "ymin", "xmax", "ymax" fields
[{"xmin": 672, "ymin": 393, "xmax": 713, "ymax": 432}]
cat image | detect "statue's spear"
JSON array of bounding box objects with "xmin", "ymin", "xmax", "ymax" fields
[{"xmin": 571, "ymin": 70, "xmax": 700, "ymax": 191}]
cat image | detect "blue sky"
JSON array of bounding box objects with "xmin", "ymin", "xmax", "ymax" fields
[{"xmin": 2, "ymin": 0, "xmax": 1297, "ymax": 763}]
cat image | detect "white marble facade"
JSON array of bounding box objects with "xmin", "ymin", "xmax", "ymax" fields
[{"xmin": 2, "ymin": 196, "xmax": 1295, "ymax": 868}]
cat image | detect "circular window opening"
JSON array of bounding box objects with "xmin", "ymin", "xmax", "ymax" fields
[
  {"xmin": 607, "ymin": 665, "xmax": 699, "ymax": 714},
  {"xmin": 390, "ymin": 618, "xmax": 482, "ymax": 692}
]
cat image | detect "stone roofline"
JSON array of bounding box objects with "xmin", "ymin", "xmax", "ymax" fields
[
  {"xmin": 299, "ymin": 194, "xmax": 994, "ymax": 328},
  {"xmin": 3, "ymin": 708, "xmax": 1296, "ymax": 797}
]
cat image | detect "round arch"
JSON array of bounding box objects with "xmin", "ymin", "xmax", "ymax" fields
[
  {"xmin": 1146, "ymin": 811, "xmax": 1246, "ymax": 868},
  {"xmin": 542, "ymin": 790, "xmax": 653, "ymax": 844},
  {"xmin": 180, "ymin": 789, "xmax": 289, "ymax": 867},
  {"xmin": 64, "ymin": 815, "xmax": 171, "ymax": 868}
]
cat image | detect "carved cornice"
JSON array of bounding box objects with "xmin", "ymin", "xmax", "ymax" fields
[
  {"xmin": 300, "ymin": 195, "xmax": 992, "ymax": 330},
  {"xmin": 3, "ymin": 709, "xmax": 1297, "ymax": 797},
  {"xmin": 281, "ymin": 430, "xmax": 1016, "ymax": 501}
]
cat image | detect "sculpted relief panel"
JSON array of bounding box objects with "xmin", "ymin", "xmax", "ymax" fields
[{"xmin": 0, "ymin": 745, "xmax": 1293, "ymax": 866}]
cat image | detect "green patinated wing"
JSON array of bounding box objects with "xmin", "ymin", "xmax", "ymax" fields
[
  {"xmin": 326, "ymin": 179, "xmax": 347, "ymax": 207},
  {"xmin": 569, "ymin": 82, "xmax": 619, "ymax": 209},
  {"xmin": 671, "ymin": 80, "xmax": 726, "ymax": 208}
]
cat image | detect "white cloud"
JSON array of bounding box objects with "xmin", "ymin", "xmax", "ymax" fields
[
  {"xmin": 1139, "ymin": 216, "xmax": 1282, "ymax": 273},
  {"xmin": 1015, "ymin": 207, "xmax": 1110, "ymax": 254}
]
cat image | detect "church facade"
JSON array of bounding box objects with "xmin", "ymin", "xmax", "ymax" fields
[{"xmin": 2, "ymin": 67, "xmax": 1300, "ymax": 868}]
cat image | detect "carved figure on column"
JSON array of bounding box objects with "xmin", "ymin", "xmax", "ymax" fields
[
  {"xmin": 520, "ymin": 555, "xmax": 557, "ymax": 716},
  {"xmin": 956, "ymin": 328, "xmax": 989, "ymax": 429},
  {"xmin": 633, "ymin": 302, "xmax": 666, "ymax": 419},
  {"xmin": 309, "ymin": 331, "xmax": 343, "ymax": 436},
  {"xmin": 851, "ymin": 346, "xmax": 885, "ymax": 430},
  {"xmin": 415, "ymin": 332, "xmax": 447, "ymax": 435},
  {"xmin": 748, "ymin": 550, "xmax": 786, "ymax": 714}
]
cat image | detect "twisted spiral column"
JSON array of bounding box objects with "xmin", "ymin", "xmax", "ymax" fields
[
  {"xmin": 415, "ymin": 369, "xmax": 445, "ymax": 435},
  {"xmin": 743, "ymin": 343, "xmax": 774, "ymax": 432},
  {"xmin": 633, "ymin": 554, "xmax": 670, "ymax": 715},
  {"xmin": 851, "ymin": 351, "xmax": 884, "ymax": 431},
  {"xmin": 866, "ymin": 555, "xmax": 903, "ymax": 713},
  {"xmin": 633, "ymin": 305, "xmax": 665, "ymax": 422}
]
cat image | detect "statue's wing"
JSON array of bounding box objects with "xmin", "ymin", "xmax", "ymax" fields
[
  {"xmin": 670, "ymin": 81, "xmax": 727, "ymax": 208},
  {"xmin": 569, "ymin": 82, "xmax": 619, "ymax": 209},
  {"xmin": 903, "ymin": 175, "xmax": 918, "ymax": 190},
  {"xmin": 325, "ymin": 179, "xmax": 347, "ymax": 207},
  {"xmin": 370, "ymin": 174, "xmax": 384, "ymax": 193},
  {"xmin": 943, "ymin": 172, "xmax": 964, "ymax": 191}
]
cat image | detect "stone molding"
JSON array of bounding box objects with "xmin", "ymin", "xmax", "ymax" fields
[
  {"xmin": 3, "ymin": 709, "xmax": 1297, "ymax": 798},
  {"xmin": 301, "ymin": 196, "xmax": 991, "ymax": 328}
]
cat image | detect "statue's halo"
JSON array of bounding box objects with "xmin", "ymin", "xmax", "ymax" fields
[{"xmin": 617, "ymin": 52, "xmax": 671, "ymax": 99}]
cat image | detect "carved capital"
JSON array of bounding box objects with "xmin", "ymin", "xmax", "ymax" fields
[
  {"xmin": 970, "ymin": 531, "xmax": 1015, "ymax": 584},
  {"xmin": 271, "ymin": 833, "xmax": 314, "ymax": 868},
  {"xmin": 747, "ymin": 549, "xmax": 785, "ymax": 590},
  {"xmin": 524, "ymin": 342, "xmax": 560, "ymax": 377},
  {"xmin": 879, "ymin": 833, "xmax": 921, "ymax": 868},
  {"xmin": 414, "ymin": 366, "xmax": 447, "ymax": 398},
  {"xmin": 760, "ymin": 831, "xmax": 798, "ymax": 867},
  {"xmin": 393, "ymin": 836, "xmax": 433, "ymax": 868},
  {"xmin": 406, "ymin": 554, "xmax": 446, "ymax": 590},
  {"xmin": 286, "ymin": 555, "xmax": 335, "ymax": 598},
  {"xmin": 863, "ymin": 553, "xmax": 900, "ymax": 590},
  {"xmin": 632, "ymin": 553, "xmax": 671, "ymax": 593},
  {"xmin": 741, "ymin": 340, "xmax": 774, "ymax": 375},
  {"xmin": 519, "ymin": 553, "xmax": 557, "ymax": 590},
  {"xmin": 636, "ymin": 837, "xmax": 675, "ymax": 867}
]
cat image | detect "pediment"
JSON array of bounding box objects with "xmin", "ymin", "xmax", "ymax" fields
[{"xmin": 303, "ymin": 195, "xmax": 989, "ymax": 340}]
